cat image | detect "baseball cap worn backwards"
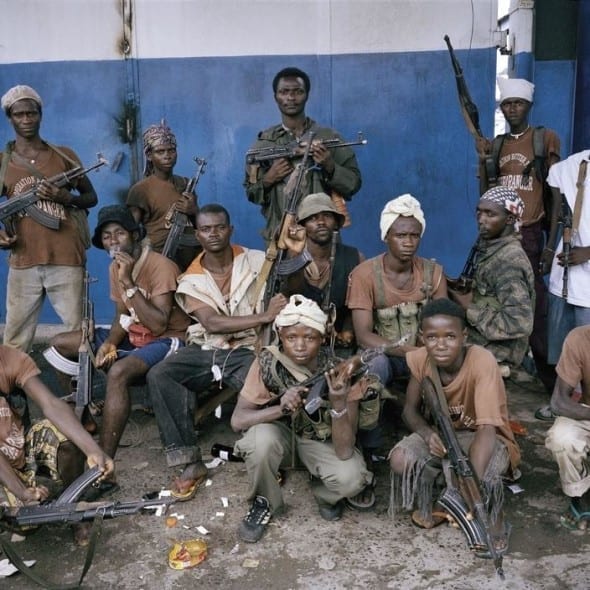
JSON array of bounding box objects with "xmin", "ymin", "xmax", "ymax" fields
[{"xmin": 92, "ymin": 205, "xmax": 141, "ymax": 249}]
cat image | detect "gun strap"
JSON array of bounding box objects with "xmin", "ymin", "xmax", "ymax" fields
[
  {"xmin": 429, "ymin": 358, "xmax": 452, "ymax": 418},
  {"xmin": 572, "ymin": 159, "xmax": 588, "ymax": 239},
  {"xmin": 0, "ymin": 513, "xmax": 103, "ymax": 589}
]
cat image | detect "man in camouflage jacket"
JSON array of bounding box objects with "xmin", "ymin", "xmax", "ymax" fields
[{"xmin": 449, "ymin": 186, "xmax": 535, "ymax": 370}]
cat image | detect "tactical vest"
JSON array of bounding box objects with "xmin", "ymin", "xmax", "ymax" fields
[{"xmin": 372, "ymin": 257, "xmax": 436, "ymax": 345}]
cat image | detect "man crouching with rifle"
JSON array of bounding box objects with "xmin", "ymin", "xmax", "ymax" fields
[
  {"xmin": 0, "ymin": 345, "xmax": 113, "ymax": 546},
  {"xmin": 388, "ymin": 299, "xmax": 520, "ymax": 576}
]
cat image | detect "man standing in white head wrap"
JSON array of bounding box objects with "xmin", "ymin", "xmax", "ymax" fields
[
  {"xmin": 346, "ymin": 195, "xmax": 446, "ymax": 452},
  {"xmin": 231, "ymin": 294, "xmax": 373, "ymax": 543},
  {"xmin": 0, "ymin": 84, "xmax": 98, "ymax": 353},
  {"xmin": 475, "ymin": 77, "xmax": 560, "ymax": 394}
]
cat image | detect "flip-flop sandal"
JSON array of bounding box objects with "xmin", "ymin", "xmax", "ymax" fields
[
  {"xmin": 560, "ymin": 502, "xmax": 590, "ymax": 530},
  {"xmin": 170, "ymin": 473, "xmax": 207, "ymax": 502},
  {"xmin": 345, "ymin": 482, "xmax": 376, "ymax": 511},
  {"xmin": 411, "ymin": 510, "xmax": 449, "ymax": 529}
]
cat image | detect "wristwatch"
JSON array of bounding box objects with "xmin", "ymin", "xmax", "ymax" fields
[
  {"xmin": 329, "ymin": 407, "xmax": 348, "ymax": 419},
  {"xmin": 125, "ymin": 285, "xmax": 139, "ymax": 299}
]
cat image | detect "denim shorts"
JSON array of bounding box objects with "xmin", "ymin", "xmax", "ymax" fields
[
  {"xmin": 547, "ymin": 294, "xmax": 590, "ymax": 364},
  {"xmin": 94, "ymin": 327, "xmax": 184, "ymax": 368}
]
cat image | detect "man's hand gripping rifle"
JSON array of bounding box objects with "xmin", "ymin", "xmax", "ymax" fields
[
  {"xmin": 0, "ymin": 154, "xmax": 107, "ymax": 233},
  {"xmin": 421, "ymin": 376, "xmax": 505, "ymax": 579},
  {"xmin": 246, "ymin": 132, "xmax": 367, "ymax": 166},
  {"xmin": 161, "ymin": 156, "xmax": 206, "ymax": 260},
  {"xmin": 0, "ymin": 466, "xmax": 174, "ymax": 529},
  {"xmin": 446, "ymin": 239, "xmax": 480, "ymax": 294},
  {"xmin": 444, "ymin": 35, "xmax": 497, "ymax": 186},
  {"xmin": 257, "ymin": 135, "xmax": 316, "ymax": 346},
  {"xmin": 302, "ymin": 336, "xmax": 409, "ymax": 415}
]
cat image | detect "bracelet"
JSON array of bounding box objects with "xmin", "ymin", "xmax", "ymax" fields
[
  {"xmin": 543, "ymin": 247, "xmax": 555, "ymax": 252},
  {"xmin": 329, "ymin": 407, "xmax": 348, "ymax": 419}
]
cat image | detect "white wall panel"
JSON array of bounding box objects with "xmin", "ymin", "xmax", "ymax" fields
[{"xmin": 1, "ymin": 0, "xmax": 498, "ymax": 65}]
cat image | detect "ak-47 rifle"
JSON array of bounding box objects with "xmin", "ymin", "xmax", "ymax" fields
[
  {"xmin": 246, "ymin": 132, "xmax": 367, "ymax": 166},
  {"xmin": 561, "ymin": 197, "xmax": 573, "ymax": 298},
  {"xmin": 0, "ymin": 466, "xmax": 173, "ymax": 528},
  {"xmin": 443, "ymin": 35, "xmax": 497, "ymax": 186},
  {"xmin": 302, "ymin": 337, "xmax": 410, "ymax": 415},
  {"xmin": 446, "ymin": 238, "xmax": 480, "ymax": 294},
  {"xmin": 421, "ymin": 375, "xmax": 505, "ymax": 579},
  {"xmin": 161, "ymin": 157, "xmax": 206, "ymax": 261},
  {"xmin": 64, "ymin": 271, "xmax": 97, "ymax": 420},
  {"xmin": 256, "ymin": 135, "xmax": 317, "ymax": 346},
  {"xmin": 0, "ymin": 155, "xmax": 107, "ymax": 233}
]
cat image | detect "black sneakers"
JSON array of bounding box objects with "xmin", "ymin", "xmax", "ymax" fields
[{"xmin": 238, "ymin": 495, "xmax": 272, "ymax": 543}]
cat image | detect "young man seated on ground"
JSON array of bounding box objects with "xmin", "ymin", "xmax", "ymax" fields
[
  {"xmin": 44, "ymin": 206, "xmax": 189, "ymax": 491},
  {"xmin": 0, "ymin": 345, "xmax": 113, "ymax": 545},
  {"xmin": 388, "ymin": 299, "xmax": 520, "ymax": 555},
  {"xmin": 230, "ymin": 295, "xmax": 374, "ymax": 543},
  {"xmin": 448, "ymin": 186, "xmax": 535, "ymax": 377},
  {"xmin": 544, "ymin": 325, "xmax": 590, "ymax": 529}
]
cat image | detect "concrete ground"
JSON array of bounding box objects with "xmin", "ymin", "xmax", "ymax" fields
[{"xmin": 1, "ymin": 330, "xmax": 589, "ymax": 590}]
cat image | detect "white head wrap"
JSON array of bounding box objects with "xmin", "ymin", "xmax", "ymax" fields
[
  {"xmin": 1, "ymin": 85, "xmax": 43, "ymax": 113},
  {"xmin": 274, "ymin": 294, "xmax": 327, "ymax": 336},
  {"xmin": 497, "ymin": 77, "xmax": 534, "ymax": 104},
  {"xmin": 379, "ymin": 194, "xmax": 426, "ymax": 240}
]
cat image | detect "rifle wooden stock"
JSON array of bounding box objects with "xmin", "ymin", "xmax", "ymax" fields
[
  {"xmin": 257, "ymin": 135, "xmax": 316, "ymax": 346},
  {"xmin": 0, "ymin": 156, "xmax": 106, "ymax": 232},
  {"xmin": 444, "ymin": 35, "xmax": 497, "ymax": 186},
  {"xmin": 421, "ymin": 376, "xmax": 505, "ymax": 579},
  {"xmin": 161, "ymin": 157, "xmax": 206, "ymax": 260}
]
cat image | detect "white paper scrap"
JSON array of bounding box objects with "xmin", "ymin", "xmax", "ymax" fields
[
  {"xmin": 205, "ymin": 479, "xmax": 213, "ymax": 487},
  {"xmin": 221, "ymin": 496, "xmax": 229, "ymax": 508},
  {"xmin": 196, "ymin": 525, "xmax": 210, "ymax": 535},
  {"xmin": 216, "ymin": 512, "xmax": 225, "ymax": 517},
  {"xmin": 0, "ymin": 558, "xmax": 36, "ymax": 577},
  {"xmin": 159, "ymin": 489, "xmax": 172, "ymax": 497},
  {"xmin": 205, "ymin": 457, "xmax": 224, "ymax": 469},
  {"xmin": 229, "ymin": 543, "xmax": 240, "ymax": 555},
  {"xmin": 508, "ymin": 483, "xmax": 525, "ymax": 494},
  {"xmin": 215, "ymin": 404, "xmax": 222, "ymax": 419}
]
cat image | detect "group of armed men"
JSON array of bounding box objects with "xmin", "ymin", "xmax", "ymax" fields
[{"xmin": 0, "ymin": 66, "xmax": 589, "ymax": 561}]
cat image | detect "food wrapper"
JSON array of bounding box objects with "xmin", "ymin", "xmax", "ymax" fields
[{"xmin": 168, "ymin": 538, "xmax": 208, "ymax": 570}]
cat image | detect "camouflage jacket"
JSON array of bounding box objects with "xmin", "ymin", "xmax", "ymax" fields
[
  {"xmin": 466, "ymin": 233, "xmax": 535, "ymax": 366},
  {"xmin": 244, "ymin": 117, "xmax": 361, "ymax": 241}
]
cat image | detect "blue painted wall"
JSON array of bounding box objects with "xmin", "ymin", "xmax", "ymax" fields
[{"xmin": 0, "ymin": 47, "xmax": 526, "ymax": 324}]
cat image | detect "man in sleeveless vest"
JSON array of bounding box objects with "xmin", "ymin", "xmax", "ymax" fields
[
  {"xmin": 389, "ymin": 298, "xmax": 518, "ymax": 556},
  {"xmin": 449, "ymin": 187, "xmax": 535, "ymax": 374},
  {"xmin": 231, "ymin": 295, "xmax": 373, "ymax": 543},
  {"xmin": 347, "ymin": 195, "xmax": 446, "ymax": 388},
  {"xmin": 127, "ymin": 122, "xmax": 200, "ymax": 271},
  {"xmin": 147, "ymin": 204, "xmax": 287, "ymax": 502},
  {"xmin": 287, "ymin": 192, "xmax": 363, "ymax": 353},
  {"xmin": 244, "ymin": 67, "xmax": 361, "ymax": 242},
  {"xmin": 0, "ymin": 85, "xmax": 98, "ymax": 352},
  {"xmin": 476, "ymin": 78, "xmax": 560, "ymax": 391}
]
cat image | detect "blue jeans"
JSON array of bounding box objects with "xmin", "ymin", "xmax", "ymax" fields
[{"xmin": 547, "ymin": 293, "xmax": 590, "ymax": 364}]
